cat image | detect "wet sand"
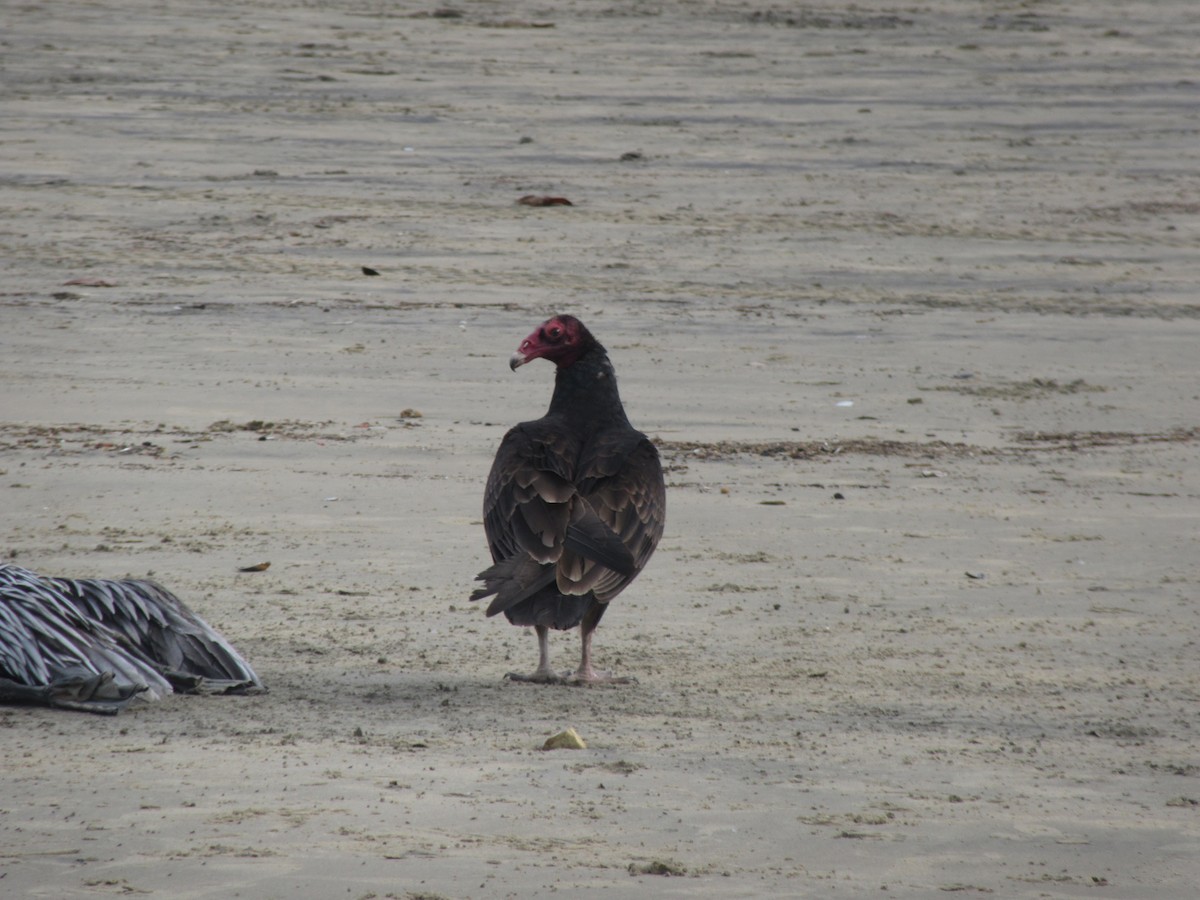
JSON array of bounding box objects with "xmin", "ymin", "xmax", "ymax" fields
[{"xmin": 1, "ymin": 1, "xmax": 1198, "ymax": 897}]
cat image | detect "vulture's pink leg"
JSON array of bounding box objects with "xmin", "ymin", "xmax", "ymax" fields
[
  {"xmin": 569, "ymin": 625, "xmax": 635, "ymax": 685},
  {"xmin": 505, "ymin": 625, "xmax": 568, "ymax": 684}
]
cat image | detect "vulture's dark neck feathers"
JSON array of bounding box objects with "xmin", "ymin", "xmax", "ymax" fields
[{"xmin": 547, "ymin": 343, "xmax": 631, "ymax": 432}]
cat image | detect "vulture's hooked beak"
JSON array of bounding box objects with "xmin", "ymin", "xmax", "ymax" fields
[{"xmin": 509, "ymin": 339, "xmax": 535, "ymax": 370}]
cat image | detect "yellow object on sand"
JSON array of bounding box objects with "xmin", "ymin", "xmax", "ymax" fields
[{"xmin": 542, "ymin": 727, "xmax": 587, "ymax": 750}]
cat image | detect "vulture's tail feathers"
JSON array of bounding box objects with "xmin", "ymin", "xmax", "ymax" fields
[{"xmin": 470, "ymin": 557, "xmax": 558, "ymax": 617}]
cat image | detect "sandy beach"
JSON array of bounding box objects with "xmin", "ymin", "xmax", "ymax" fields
[{"xmin": 2, "ymin": 1, "xmax": 1198, "ymax": 896}]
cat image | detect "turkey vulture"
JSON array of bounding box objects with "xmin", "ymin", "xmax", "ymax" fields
[
  {"xmin": 0, "ymin": 564, "xmax": 263, "ymax": 714},
  {"xmin": 471, "ymin": 315, "xmax": 666, "ymax": 683}
]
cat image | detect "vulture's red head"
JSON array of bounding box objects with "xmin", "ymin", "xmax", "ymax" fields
[{"xmin": 510, "ymin": 315, "xmax": 596, "ymax": 371}]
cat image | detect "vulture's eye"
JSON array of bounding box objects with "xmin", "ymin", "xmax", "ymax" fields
[{"xmin": 547, "ymin": 326, "xmax": 563, "ymax": 340}]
